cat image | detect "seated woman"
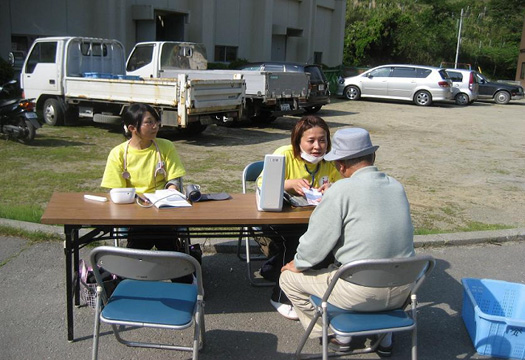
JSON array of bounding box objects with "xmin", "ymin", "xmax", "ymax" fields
[
  {"xmin": 258, "ymin": 115, "xmax": 342, "ymax": 320},
  {"xmin": 101, "ymin": 103, "xmax": 186, "ymax": 251}
]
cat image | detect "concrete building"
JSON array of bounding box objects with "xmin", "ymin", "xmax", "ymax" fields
[
  {"xmin": 1, "ymin": 0, "xmax": 346, "ymax": 68},
  {"xmin": 516, "ymin": 16, "xmax": 525, "ymax": 88}
]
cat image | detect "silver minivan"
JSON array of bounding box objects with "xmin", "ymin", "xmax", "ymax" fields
[
  {"xmin": 337, "ymin": 64, "xmax": 453, "ymax": 106},
  {"xmin": 445, "ymin": 68, "xmax": 479, "ymax": 105}
]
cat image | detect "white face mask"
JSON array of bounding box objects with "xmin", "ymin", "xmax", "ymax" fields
[{"xmin": 300, "ymin": 151, "xmax": 324, "ymax": 164}]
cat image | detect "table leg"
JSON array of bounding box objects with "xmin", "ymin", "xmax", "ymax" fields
[{"xmin": 64, "ymin": 225, "xmax": 75, "ymax": 342}]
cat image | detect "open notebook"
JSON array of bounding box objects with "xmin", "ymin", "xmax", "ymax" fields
[{"xmin": 143, "ymin": 189, "xmax": 192, "ymax": 209}]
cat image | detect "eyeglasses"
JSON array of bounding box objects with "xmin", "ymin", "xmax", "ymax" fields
[{"xmin": 142, "ymin": 119, "xmax": 161, "ymax": 127}]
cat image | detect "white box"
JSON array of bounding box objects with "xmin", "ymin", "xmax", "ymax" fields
[{"xmin": 256, "ymin": 154, "xmax": 285, "ymax": 212}]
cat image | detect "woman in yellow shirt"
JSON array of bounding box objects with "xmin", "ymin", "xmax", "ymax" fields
[
  {"xmin": 101, "ymin": 103, "xmax": 186, "ymax": 251},
  {"xmin": 262, "ymin": 115, "xmax": 342, "ymax": 320}
]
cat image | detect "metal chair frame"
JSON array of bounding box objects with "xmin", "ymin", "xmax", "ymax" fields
[
  {"xmin": 236, "ymin": 161, "xmax": 275, "ymax": 286},
  {"xmin": 296, "ymin": 255, "xmax": 435, "ymax": 360},
  {"xmin": 90, "ymin": 246, "xmax": 205, "ymax": 360}
]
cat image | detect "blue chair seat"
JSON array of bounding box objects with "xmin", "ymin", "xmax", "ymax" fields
[
  {"xmin": 311, "ymin": 295, "xmax": 414, "ymax": 333},
  {"xmin": 102, "ymin": 279, "xmax": 197, "ymax": 326}
]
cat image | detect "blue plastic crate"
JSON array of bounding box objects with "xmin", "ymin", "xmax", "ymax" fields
[
  {"xmin": 82, "ymin": 72, "xmax": 115, "ymax": 79},
  {"xmin": 462, "ymin": 278, "xmax": 525, "ymax": 359}
]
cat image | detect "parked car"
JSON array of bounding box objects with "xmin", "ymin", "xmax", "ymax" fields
[
  {"xmin": 337, "ymin": 64, "xmax": 453, "ymax": 106},
  {"xmin": 473, "ymin": 72, "xmax": 524, "ymax": 104},
  {"xmin": 445, "ymin": 68, "xmax": 479, "ymax": 105},
  {"xmin": 237, "ymin": 62, "xmax": 330, "ymax": 113}
]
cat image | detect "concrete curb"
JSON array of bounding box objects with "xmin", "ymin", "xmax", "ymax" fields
[{"xmin": 1, "ymin": 218, "xmax": 524, "ymax": 253}]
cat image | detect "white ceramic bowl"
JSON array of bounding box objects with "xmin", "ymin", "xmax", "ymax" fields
[{"xmin": 109, "ymin": 188, "xmax": 136, "ymax": 204}]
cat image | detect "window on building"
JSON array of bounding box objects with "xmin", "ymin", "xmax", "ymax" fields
[
  {"xmin": 214, "ymin": 46, "xmax": 237, "ymax": 62},
  {"xmin": 314, "ymin": 52, "xmax": 323, "ymax": 65},
  {"xmin": 520, "ymin": 62, "xmax": 525, "ymax": 80}
]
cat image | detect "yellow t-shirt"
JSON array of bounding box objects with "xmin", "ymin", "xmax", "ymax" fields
[
  {"xmin": 258, "ymin": 145, "xmax": 342, "ymax": 190},
  {"xmin": 101, "ymin": 138, "xmax": 186, "ymax": 194}
]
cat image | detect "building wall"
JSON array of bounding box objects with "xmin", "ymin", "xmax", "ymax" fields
[
  {"xmin": 516, "ymin": 16, "xmax": 525, "ymax": 88},
  {"xmin": 1, "ymin": 0, "xmax": 345, "ymax": 69}
]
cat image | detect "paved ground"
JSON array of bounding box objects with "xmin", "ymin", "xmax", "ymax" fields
[{"xmin": 1, "ymin": 220, "xmax": 525, "ymax": 360}]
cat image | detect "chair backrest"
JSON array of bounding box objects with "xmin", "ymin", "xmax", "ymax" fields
[
  {"xmin": 242, "ymin": 161, "xmax": 264, "ymax": 194},
  {"xmin": 90, "ymin": 246, "xmax": 203, "ymax": 294},
  {"xmin": 326, "ymin": 255, "xmax": 435, "ymax": 302}
]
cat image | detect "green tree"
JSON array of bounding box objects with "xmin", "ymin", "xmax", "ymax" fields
[{"xmin": 343, "ymin": 0, "xmax": 524, "ymax": 79}]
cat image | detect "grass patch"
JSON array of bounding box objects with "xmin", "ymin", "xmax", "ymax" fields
[
  {"xmin": 0, "ymin": 204, "xmax": 43, "ymax": 223},
  {"xmin": 415, "ymin": 221, "xmax": 513, "ymax": 235},
  {"xmin": 0, "ymin": 225, "xmax": 62, "ymax": 243}
]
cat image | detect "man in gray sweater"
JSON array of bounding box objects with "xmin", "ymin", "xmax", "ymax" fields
[{"xmin": 280, "ymin": 127, "xmax": 415, "ymax": 356}]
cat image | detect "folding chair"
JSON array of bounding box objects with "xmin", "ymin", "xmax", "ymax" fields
[
  {"xmin": 236, "ymin": 160, "xmax": 275, "ymax": 286},
  {"xmin": 90, "ymin": 246, "xmax": 205, "ymax": 360},
  {"xmin": 296, "ymin": 255, "xmax": 435, "ymax": 360}
]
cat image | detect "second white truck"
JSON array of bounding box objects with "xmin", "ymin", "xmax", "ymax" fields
[
  {"xmin": 20, "ymin": 37, "xmax": 245, "ymax": 134},
  {"xmin": 126, "ymin": 41, "xmax": 310, "ymax": 123}
]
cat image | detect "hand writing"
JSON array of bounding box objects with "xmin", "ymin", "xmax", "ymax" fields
[{"xmin": 285, "ymin": 179, "xmax": 311, "ymax": 196}]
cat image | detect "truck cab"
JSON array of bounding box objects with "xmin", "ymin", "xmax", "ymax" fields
[{"xmin": 126, "ymin": 41, "xmax": 208, "ymax": 79}]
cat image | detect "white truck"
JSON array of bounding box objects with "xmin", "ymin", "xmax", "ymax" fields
[
  {"xmin": 20, "ymin": 37, "xmax": 245, "ymax": 134},
  {"xmin": 126, "ymin": 41, "xmax": 310, "ymax": 123}
]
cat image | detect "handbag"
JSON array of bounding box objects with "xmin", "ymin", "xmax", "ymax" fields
[{"xmin": 79, "ymin": 259, "xmax": 121, "ymax": 308}]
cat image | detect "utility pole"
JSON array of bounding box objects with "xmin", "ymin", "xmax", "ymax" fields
[{"xmin": 454, "ymin": 8, "xmax": 464, "ymax": 69}]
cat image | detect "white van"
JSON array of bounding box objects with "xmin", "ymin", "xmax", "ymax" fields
[{"xmin": 445, "ymin": 68, "xmax": 479, "ymax": 105}]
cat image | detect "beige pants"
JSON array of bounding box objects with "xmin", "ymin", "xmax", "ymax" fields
[{"xmin": 279, "ymin": 265, "xmax": 412, "ymax": 338}]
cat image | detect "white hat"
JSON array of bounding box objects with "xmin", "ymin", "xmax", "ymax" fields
[{"xmin": 324, "ymin": 128, "xmax": 379, "ymax": 161}]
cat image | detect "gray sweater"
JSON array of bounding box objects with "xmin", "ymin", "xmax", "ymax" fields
[{"xmin": 294, "ymin": 166, "xmax": 415, "ymax": 270}]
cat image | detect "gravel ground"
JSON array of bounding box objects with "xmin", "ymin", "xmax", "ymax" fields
[{"xmin": 172, "ymin": 97, "xmax": 525, "ymax": 232}]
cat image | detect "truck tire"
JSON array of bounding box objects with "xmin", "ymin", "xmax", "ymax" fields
[
  {"xmin": 494, "ymin": 91, "xmax": 510, "ymax": 105},
  {"xmin": 304, "ymin": 105, "xmax": 322, "ymax": 114},
  {"xmin": 93, "ymin": 114, "xmax": 122, "ymax": 124},
  {"xmin": 251, "ymin": 114, "xmax": 276, "ymax": 125},
  {"xmin": 43, "ymin": 98, "xmax": 64, "ymax": 126},
  {"xmin": 64, "ymin": 105, "xmax": 79, "ymax": 125},
  {"xmin": 180, "ymin": 123, "xmax": 208, "ymax": 136}
]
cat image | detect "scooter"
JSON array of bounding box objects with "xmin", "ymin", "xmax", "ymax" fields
[{"xmin": 0, "ymin": 80, "xmax": 41, "ymax": 144}]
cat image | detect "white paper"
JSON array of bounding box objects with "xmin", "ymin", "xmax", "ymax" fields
[
  {"xmin": 302, "ymin": 188, "xmax": 322, "ymax": 205},
  {"xmin": 143, "ymin": 189, "xmax": 191, "ymax": 209}
]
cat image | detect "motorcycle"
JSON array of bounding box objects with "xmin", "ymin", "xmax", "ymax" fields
[{"xmin": 0, "ymin": 80, "xmax": 41, "ymax": 144}]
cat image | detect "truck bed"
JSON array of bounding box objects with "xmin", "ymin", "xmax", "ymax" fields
[
  {"xmin": 65, "ymin": 76, "xmax": 244, "ymax": 114},
  {"xmin": 160, "ymin": 69, "xmax": 308, "ymax": 100}
]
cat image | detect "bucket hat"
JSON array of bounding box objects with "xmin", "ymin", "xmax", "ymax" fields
[{"xmin": 324, "ymin": 128, "xmax": 379, "ymax": 161}]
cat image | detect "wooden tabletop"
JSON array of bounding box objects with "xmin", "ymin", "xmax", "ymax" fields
[{"xmin": 41, "ymin": 192, "xmax": 313, "ymax": 226}]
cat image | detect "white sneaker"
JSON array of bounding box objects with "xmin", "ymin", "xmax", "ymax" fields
[{"xmin": 270, "ymin": 299, "xmax": 299, "ymax": 320}]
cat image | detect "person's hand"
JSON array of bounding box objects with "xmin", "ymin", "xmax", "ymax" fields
[
  {"xmin": 281, "ymin": 259, "xmax": 301, "ymax": 273},
  {"xmin": 285, "ymin": 179, "xmax": 311, "ymax": 196},
  {"xmin": 316, "ymin": 182, "xmax": 331, "ymax": 194},
  {"xmin": 167, "ymin": 184, "xmax": 178, "ymax": 190}
]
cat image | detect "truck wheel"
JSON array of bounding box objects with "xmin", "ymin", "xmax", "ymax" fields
[
  {"xmin": 251, "ymin": 114, "xmax": 276, "ymax": 124},
  {"xmin": 93, "ymin": 114, "xmax": 122, "ymax": 124},
  {"xmin": 304, "ymin": 106, "xmax": 322, "ymax": 114},
  {"xmin": 494, "ymin": 91, "xmax": 510, "ymax": 105},
  {"xmin": 43, "ymin": 98, "xmax": 64, "ymax": 126},
  {"xmin": 64, "ymin": 105, "xmax": 79, "ymax": 125},
  {"xmin": 180, "ymin": 123, "xmax": 208, "ymax": 136}
]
